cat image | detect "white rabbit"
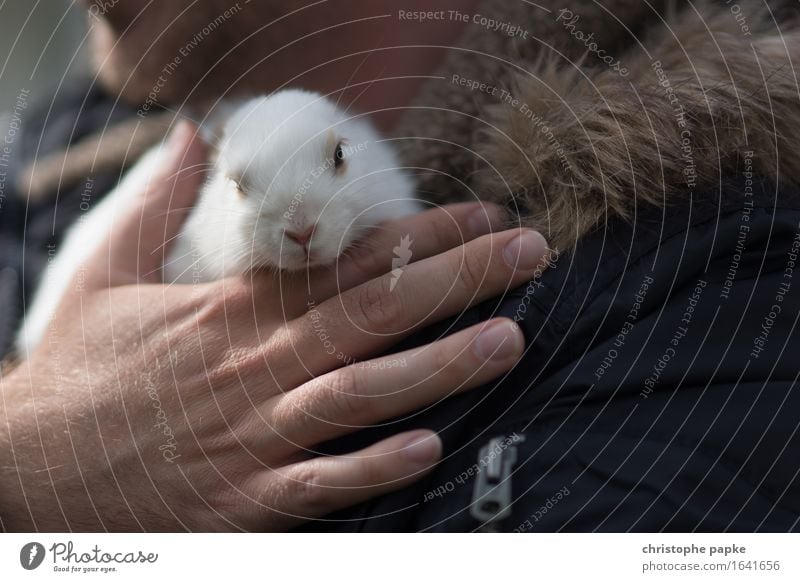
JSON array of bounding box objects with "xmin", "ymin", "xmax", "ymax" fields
[{"xmin": 16, "ymin": 89, "xmax": 419, "ymax": 355}]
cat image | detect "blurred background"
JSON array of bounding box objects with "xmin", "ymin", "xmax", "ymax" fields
[{"xmin": 0, "ymin": 0, "xmax": 88, "ymax": 120}]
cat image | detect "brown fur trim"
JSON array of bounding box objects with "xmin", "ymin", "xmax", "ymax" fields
[
  {"xmin": 396, "ymin": 0, "xmax": 799, "ymax": 252},
  {"xmin": 393, "ymin": 0, "xmax": 673, "ymax": 211},
  {"xmin": 15, "ymin": 111, "xmax": 173, "ymax": 203},
  {"xmin": 476, "ymin": 0, "xmax": 800, "ymax": 250}
]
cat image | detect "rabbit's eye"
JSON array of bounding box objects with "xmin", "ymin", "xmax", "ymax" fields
[
  {"xmin": 228, "ymin": 177, "xmax": 245, "ymax": 198},
  {"xmin": 334, "ymin": 143, "xmax": 344, "ymax": 170}
]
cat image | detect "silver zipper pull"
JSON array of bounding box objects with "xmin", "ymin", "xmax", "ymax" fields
[{"xmin": 470, "ymin": 434, "xmax": 525, "ymax": 530}]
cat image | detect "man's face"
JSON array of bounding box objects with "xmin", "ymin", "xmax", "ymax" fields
[{"xmin": 86, "ymin": 0, "xmax": 296, "ymax": 105}]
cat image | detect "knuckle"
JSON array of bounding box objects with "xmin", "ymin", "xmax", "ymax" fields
[
  {"xmin": 425, "ymin": 210, "xmax": 459, "ymax": 250},
  {"xmin": 352, "ymin": 277, "xmax": 403, "ymax": 333},
  {"xmin": 348, "ymin": 237, "xmax": 390, "ymax": 278},
  {"xmin": 457, "ymin": 245, "xmax": 490, "ymax": 294},
  {"xmin": 284, "ymin": 466, "xmax": 328, "ymax": 513},
  {"xmin": 209, "ymin": 346, "xmax": 261, "ymax": 392},
  {"xmin": 268, "ymin": 397, "xmax": 307, "ymax": 438},
  {"xmin": 432, "ymin": 342, "xmax": 459, "ymax": 378},
  {"xmin": 356, "ymin": 454, "xmax": 384, "ymax": 487},
  {"xmin": 319, "ymin": 367, "xmax": 370, "ymax": 423},
  {"xmin": 196, "ymin": 282, "xmax": 251, "ymax": 324}
]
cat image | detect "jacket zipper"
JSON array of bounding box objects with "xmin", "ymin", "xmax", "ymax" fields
[{"xmin": 469, "ymin": 434, "xmax": 525, "ymax": 532}]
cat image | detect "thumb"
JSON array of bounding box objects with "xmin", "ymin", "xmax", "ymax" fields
[{"xmin": 85, "ymin": 120, "xmax": 209, "ymax": 290}]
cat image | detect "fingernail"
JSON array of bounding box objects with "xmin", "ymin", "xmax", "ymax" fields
[
  {"xmin": 503, "ymin": 229, "xmax": 548, "ymax": 270},
  {"xmin": 473, "ymin": 320, "xmax": 524, "ymax": 361},
  {"xmin": 467, "ymin": 204, "xmax": 503, "ymax": 236},
  {"xmin": 402, "ymin": 432, "xmax": 442, "ymax": 465}
]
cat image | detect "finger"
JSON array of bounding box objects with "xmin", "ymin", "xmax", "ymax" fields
[
  {"xmin": 266, "ymin": 318, "xmax": 523, "ymax": 450},
  {"xmin": 279, "ymin": 228, "xmax": 547, "ymax": 384},
  {"xmin": 83, "ymin": 120, "xmax": 208, "ymax": 290},
  {"xmin": 279, "ymin": 202, "xmax": 508, "ymax": 305},
  {"xmin": 218, "ymin": 202, "xmax": 509, "ymax": 320},
  {"xmin": 251, "ymin": 429, "xmax": 442, "ymax": 529}
]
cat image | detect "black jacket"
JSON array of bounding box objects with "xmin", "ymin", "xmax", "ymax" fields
[
  {"xmin": 3, "ymin": 82, "xmax": 799, "ymax": 532},
  {"xmin": 305, "ymin": 173, "xmax": 800, "ymax": 531}
]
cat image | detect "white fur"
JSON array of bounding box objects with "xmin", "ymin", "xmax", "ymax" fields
[{"xmin": 16, "ymin": 89, "xmax": 419, "ymax": 355}]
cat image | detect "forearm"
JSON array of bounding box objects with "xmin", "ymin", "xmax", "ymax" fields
[
  {"xmin": 0, "ymin": 363, "xmax": 147, "ymax": 532},
  {"xmin": 0, "ymin": 362, "xmax": 46, "ymax": 531}
]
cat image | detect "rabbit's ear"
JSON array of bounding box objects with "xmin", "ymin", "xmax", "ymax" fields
[{"xmin": 196, "ymin": 97, "xmax": 249, "ymax": 146}]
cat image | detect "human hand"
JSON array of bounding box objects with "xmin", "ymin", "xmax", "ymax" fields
[{"xmin": 0, "ymin": 122, "xmax": 549, "ymax": 531}]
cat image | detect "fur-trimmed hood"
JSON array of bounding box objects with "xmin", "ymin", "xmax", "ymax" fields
[{"xmin": 393, "ymin": 0, "xmax": 800, "ymax": 251}]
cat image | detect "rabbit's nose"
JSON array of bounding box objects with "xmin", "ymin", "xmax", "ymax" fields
[{"xmin": 284, "ymin": 225, "xmax": 316, "ymax": 246}]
